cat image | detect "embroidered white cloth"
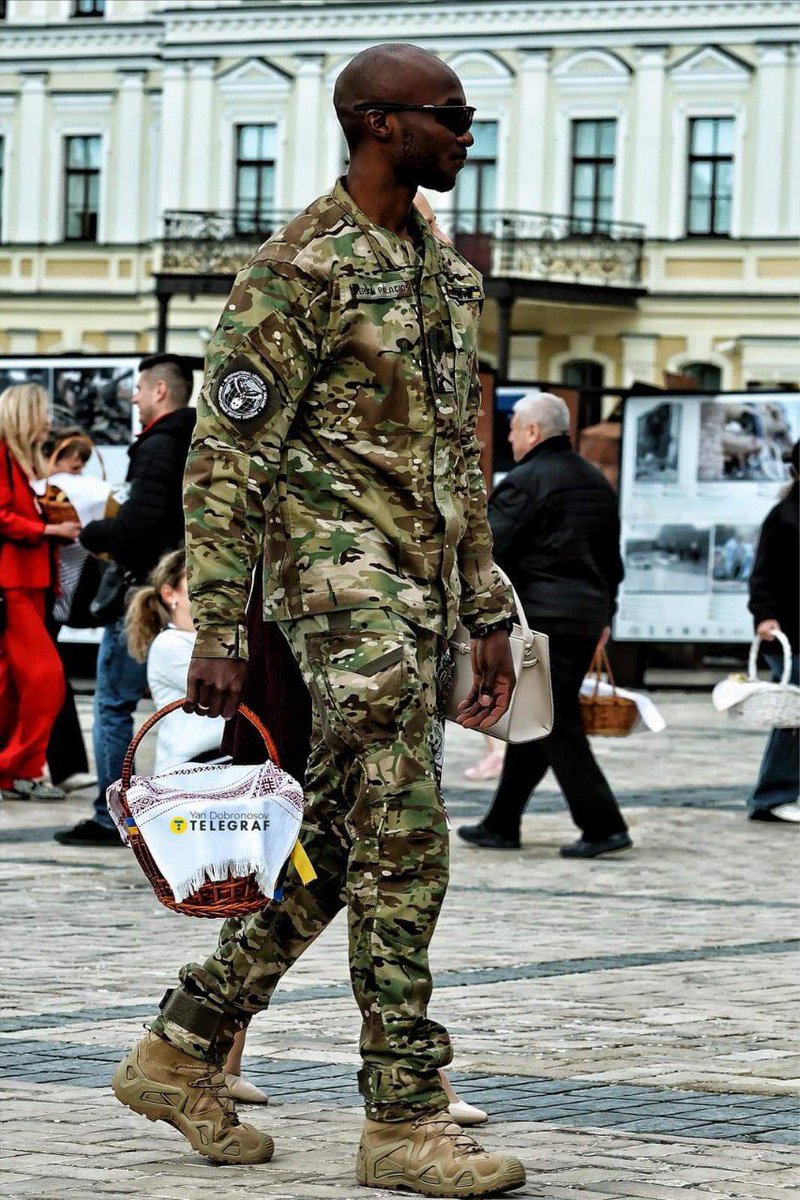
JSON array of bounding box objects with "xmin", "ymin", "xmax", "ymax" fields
[
  {"xmin": 579, "ymin": 678, "xmax": 666, "ymax": 734},
  {"xmin": 107, "ymin": 760, "xmax": 304, "ymax": 903}
]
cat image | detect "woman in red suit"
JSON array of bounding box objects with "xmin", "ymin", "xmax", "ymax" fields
[{"xmin": 0, "ymin": 384, "xmax": 81, "ymax": 799}]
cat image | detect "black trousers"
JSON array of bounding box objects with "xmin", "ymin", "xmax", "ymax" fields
[{"xmin": 482, "ymin": 631, "xmax": 627, "ymax": 843}]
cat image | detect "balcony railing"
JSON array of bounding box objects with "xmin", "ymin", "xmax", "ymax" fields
[{"xmin": 159, "ymin": 207, "xmax": 644, "ymax": 290}]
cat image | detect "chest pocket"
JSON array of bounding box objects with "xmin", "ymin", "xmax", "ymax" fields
[
  {"xmin": 325, "ymin": 271, "xmax": 426, "ymax": 435},
  {"xmin": 441, "ymin": 280, "xmax": 483, "ymax": 416}
]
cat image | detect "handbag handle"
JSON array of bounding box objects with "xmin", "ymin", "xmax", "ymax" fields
[
  {"xmin": 120, "ymin": 701, "xmax": 280, "ymax": 794},
  {"xmin": 748, "ymin": 630, "xmax": 792, "ymax": 687},
  {"xmin": 494, "ymin": 566, "xmax": 533, "ymax": 645}
]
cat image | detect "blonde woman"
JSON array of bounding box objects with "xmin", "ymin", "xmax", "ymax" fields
[{"xmin": 0, "ymin": 384, "xmax": 81, "ymax": 800}]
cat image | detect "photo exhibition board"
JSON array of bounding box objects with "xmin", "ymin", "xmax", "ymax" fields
[
  {"xmin": 617, "ymin": 392, "xmax": 800, "ymax": 642},
  {"xmin": 0, "ymin": 356, "xmax": 141, "ymax": 486}
]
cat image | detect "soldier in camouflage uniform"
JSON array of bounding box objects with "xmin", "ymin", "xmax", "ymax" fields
[{"xmin": 111, "ymin": 43, "xmax": 525, "ymax": 1197}]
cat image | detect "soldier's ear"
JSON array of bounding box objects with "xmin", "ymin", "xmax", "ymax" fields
[{"xmin": 365, "ymin": 109, "xmax": 392, "ymax": 142}]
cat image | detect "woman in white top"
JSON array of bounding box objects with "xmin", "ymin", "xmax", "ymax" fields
[{"xmin": 125, "ymin": 549, "xmax": 225, "ymax": 773}]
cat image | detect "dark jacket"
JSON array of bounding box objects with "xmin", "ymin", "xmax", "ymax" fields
[
  {"xmin": 488, "ymin": 434, "xmax": 624, "ymax": 637},
  {"xmin": 80, "ymin": 407, "xmax": 196, "ymax": 583},
  {"xmin": 748, "ymin": 480, "xmax": 799, "ymax": 653}
]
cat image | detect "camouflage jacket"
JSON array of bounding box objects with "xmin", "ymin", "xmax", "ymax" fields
[{"xmin": 185, "ymin": 178, "xmax": 513, "ymax": 659}]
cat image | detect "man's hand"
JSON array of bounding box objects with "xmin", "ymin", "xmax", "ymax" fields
[
  {"xmin": 456, "ymin": 630, "xmax": 516, "ymax": 731},
  {"xmin": 757, "ymin": 618, "xmax": 781, "ymax": 642},
  {"xmin": 184, "ymin": 657, "xmax": 247, "ymax": 720}
]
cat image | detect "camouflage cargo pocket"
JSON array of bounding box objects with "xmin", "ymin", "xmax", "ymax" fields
[{"xmin": 306, "ymin": 625, "xmax": 408, "ymax": 749}]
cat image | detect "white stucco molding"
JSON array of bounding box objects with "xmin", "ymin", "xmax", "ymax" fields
[
  {"xmin": 216, "ymin": 57, "xmax": 294, "ymax": 96},
  {"xmin": 552, "ymin": 48, "xmax": 632, "ymax": 91},
  {"xmin": 446, "ymin": 49, "xmax": 515, "ymax": 86},
  {"xmin": 549, "ymin": 345, "xmax": 618, "ymax": 387},
  {"xmin": 669, "ymin": 45, "xmax": 753, "ymax": 91},
  {"xmin": 665, "ymin": 348, "xmax": 733, "ymax": 388}
]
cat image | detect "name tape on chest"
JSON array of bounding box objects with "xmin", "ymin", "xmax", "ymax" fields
[{"xmin": 352, "ymin": 280, "xmax": 414, "ymax": 302}]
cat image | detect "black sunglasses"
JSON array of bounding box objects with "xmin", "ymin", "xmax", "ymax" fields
[{"xmin": 353, "ymin": 102, "xmax": 476, "ymax": 136}]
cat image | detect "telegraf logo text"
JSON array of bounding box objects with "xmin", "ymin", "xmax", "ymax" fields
[{"xmin": 169, "ymin": 811, "xmax": 271, "ymax": 833}]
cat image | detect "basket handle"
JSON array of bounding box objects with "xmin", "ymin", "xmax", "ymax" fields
[
  {"xmin": 748, "ymin": 630, "xmax": 792, "ymax": 687},
  {"xmin": 590, "ymin": 646, "xmax": 617, "ymax": 698},
  {"xmin": 120, "ymin": 701, "xmax": 280, "ymax": 793}
]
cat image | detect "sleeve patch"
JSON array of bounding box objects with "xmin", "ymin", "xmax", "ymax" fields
[{"xmin": 213, "ymin": 362, "xmax": 272, "ymax": 422}]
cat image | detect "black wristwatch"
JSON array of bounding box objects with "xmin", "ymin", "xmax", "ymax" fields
[{"xmin": 472, "ymin": 617, "xmax": 514, "ymax": 639}]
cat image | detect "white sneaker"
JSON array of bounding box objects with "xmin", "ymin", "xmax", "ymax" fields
[
  {"xmin": 223, "ymin": 1072, "xmax": 270, "ymax": 1104},
  {"xmin": 60, "ymin": 773, "xmax": 98, "ymax": 792},
  {"xmin": 447, "ymin": 1098, "xmax": 489, "ymax": 1126},
  {"xmin": 771, "ymin": 802, "xmax": 800, "ymax": 823}
]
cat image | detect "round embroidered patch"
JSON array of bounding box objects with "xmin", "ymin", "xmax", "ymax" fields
[{"xmin": 216, "ymin": 370, "xmax": 270, "ymax": 421}]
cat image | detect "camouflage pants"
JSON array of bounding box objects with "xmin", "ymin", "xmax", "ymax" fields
[{"xmin": 152, "ymin": 608, "xmax": 452, "ymax": 1121}]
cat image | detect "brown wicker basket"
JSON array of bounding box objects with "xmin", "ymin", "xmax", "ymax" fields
[
  {"xmin": 580, "ymin": 648, "xmax": 638, "ymax": 738},
  {"xmin": 118, "ymin": 699, "xmax": 281, "ymax": 918}
]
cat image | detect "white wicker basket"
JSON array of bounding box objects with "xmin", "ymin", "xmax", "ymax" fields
[{"xmin": 713, "ymin": 631, "xmax": 800, "ymax": 731}]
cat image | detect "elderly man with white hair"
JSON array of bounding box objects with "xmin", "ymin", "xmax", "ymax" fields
[{"xmin": 459, "ymin": 392, "xmax": 632, "ymax": 858}]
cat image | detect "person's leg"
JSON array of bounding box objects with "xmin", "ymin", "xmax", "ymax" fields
[
  {"xmin": 91, "ymin": 617, "xmax": 147, "ymax": 827},
  {"xmin": 478, "ymin": 740, "xmax": 550, "ymax": 842},
  {"xmin": 748, "ymin": 649, "xmax": 800, "ymax": 816},
  {"xmin": 0, "ymin": 590, "xmax": 65, "ymax": 787},
  {"xmin": 542, "ymin": 634, "xmax": 628, "ymax": 841}
]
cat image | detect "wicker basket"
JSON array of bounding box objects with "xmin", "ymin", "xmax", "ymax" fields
[
  {"xmin": 118, "ymin": 700, "xmax": 281, "ymax": 918},
  {"xmin": 580, "ymin": 648, "xmax": 639, "ymax": 738}
]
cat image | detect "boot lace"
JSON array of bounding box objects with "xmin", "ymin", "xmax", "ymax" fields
[
  {"xmin": 193, "ymin": 1069, "xmax": 241, "ymax": 1129},
  {"xmin": 412, "ymin": 1112, "xmax": 483, "ymax": 1158}
]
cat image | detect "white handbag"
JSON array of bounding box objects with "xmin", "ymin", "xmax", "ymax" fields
[
  {"xmin": 712, "ymin": 630, "xmax": 800, "ymax": 730},
  {"xmin": 445, "ymin": 570, "xmax": 554, "ymax": 743}
]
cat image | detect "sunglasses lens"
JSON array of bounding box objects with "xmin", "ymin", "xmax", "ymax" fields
[{"xmin": 437, "ymin": 107, "xmax": 473, "ymax": 135}]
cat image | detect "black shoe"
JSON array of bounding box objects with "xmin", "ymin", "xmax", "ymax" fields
[
  {"xmin": 457, "ymin": 823, "xmax": 520, "ymax": 850},
  {"xmin": 560, "ymin": 832, "xmax": 633, "ymax": 859},
  {"xmin": 54, "ymin": 819, "xmax": 124, "ymax": 847}
]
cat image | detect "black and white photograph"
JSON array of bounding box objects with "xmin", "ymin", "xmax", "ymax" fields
[
  {"xmin": 634, "ymin": 401, "xmax": 681, "ymax": 482},
  {"xmin": 697, "ymin": 398, "xmax": 800, "ymax": 482},
  {"xmin": 624, "ymin": 524, "xmax": 711, "ymax": 594},
  {"xmin": 52, "ymin": 366, "xmax": 135, "ymax": 447},
  {"xmin": 711, "ymin": 524, "xmax": 758, "ymax": 592},
  {"xmin": 0, "ymin": 365, "xmax": 52, "ymax": 396}
]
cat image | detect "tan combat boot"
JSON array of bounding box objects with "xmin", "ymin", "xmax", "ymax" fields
[
  {"xmin": 356, "ymin": 1110, "xmax": 526, "ymax": 1197},
  {"xmin": 111, "ymin": 1032, "xmax": 274, "ymax": 1165}
]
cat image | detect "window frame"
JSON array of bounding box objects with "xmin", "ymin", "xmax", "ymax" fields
[
  {"xmin": 63, "ymin": 134, "xmax": 102, "ymax": 243},
  {"xmin": 681, "ymin": 361, "xmax": 723, "ymax": 391},
  {"xmin": 233, "ymin": 122, "xmax": 278, "ymax": 235},
  {"xmin": 453, "ymin": 119, "xmax": 499, "ymax": 233},
  {"xmin": 686, "ymin": 116, "xmax": 734, "ymax": 238},
  {"xmin": 569, "ymin": 117, "xmax": 617, "ymax": 233},
  {"xmin": 72, "ymin": 0, "xmax": 106, "ymax": 16},
  {"xmin": 561, "ymin": 358, "xmax": 605, "ymax": 391}
]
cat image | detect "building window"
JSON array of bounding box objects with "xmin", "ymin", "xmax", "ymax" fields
[
  {"xmin": 72, "ymin": 0, "xmax": 106, "ymax": 15},
  {"xmin": 0, "ymin": 2, "xmax": 7, "ymax": 20},
  {"xmin": 682, "ymin": 361, "xmax": 722, "ymax": 391},
  {"xmin": 454, "ymin": 120, "xmax": 497, "ymax": 232},
  {"xmin": 570, "ymin": 119, "xmax": 616, "ymax": 231},
  {"xmin": 64, "ymin": 136, "xmax": 101, "ymax": 242},
  {"xmin": 235, "ymin": 124, "xmax": 277, "ymax": 234},
  {"xmin": 687, "ymin": 118, "xmax": 733, "ymax": 236},
  {"xmin": 562, "ymin": 359, "xmax": 605, "ymax": 390}
]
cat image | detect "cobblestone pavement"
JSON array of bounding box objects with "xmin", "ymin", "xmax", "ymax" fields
[{"xmin": 1, "ymin": 688, "xmax": 798, "ymax": 1199}]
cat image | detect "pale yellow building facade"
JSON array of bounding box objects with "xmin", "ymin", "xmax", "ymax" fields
[{"xmin": 1, "ymin": 0, "xmax": 798, "ymax": 391}]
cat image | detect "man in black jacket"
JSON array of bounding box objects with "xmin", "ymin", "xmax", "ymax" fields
[
  {"xmin": 459, "ymin": 392, "xmax": 632, "ymax": 858},
  {"xmin": 56, "ymin": 355, "xmax": 196, "ymax": 847}
]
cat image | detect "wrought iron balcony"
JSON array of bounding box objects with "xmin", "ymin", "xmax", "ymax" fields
[{"xmin": 158, "ymin": 207, "xmax": 644, "ymax": 291}]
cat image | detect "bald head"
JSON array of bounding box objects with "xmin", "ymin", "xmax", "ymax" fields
[{"xmin": 334, "ymin": 43, "xmax": 462, "ymax": 150}]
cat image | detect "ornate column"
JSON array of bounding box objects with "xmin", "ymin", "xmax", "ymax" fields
[
  {"xmin": 158, "ymin": 63, "xmax": 187, "ymax": 219},
  {"xmin": 631, "ymin": 46, "xmax": 668, "ymax": 236},
  {"xmin": 15, "ymin": 73, "xmax": 48, "ymax": 243},
  {"xmin": 185, "ymin": 60, "xmax": 216, "ymax": 212},
  {"xmin": 515, "ymin": 50, "xmax": 549, "ymax": 212},
  {"xmin": 752, "ymin": 44, "xmax": 790, "ymax": 236},
  {"xmin": 113, "ymin": 71, "xmax": 146, "ymax": 242},
  {"xmin": 290, "ymin": 55, "xmax": 324, "ymax": 209}
]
